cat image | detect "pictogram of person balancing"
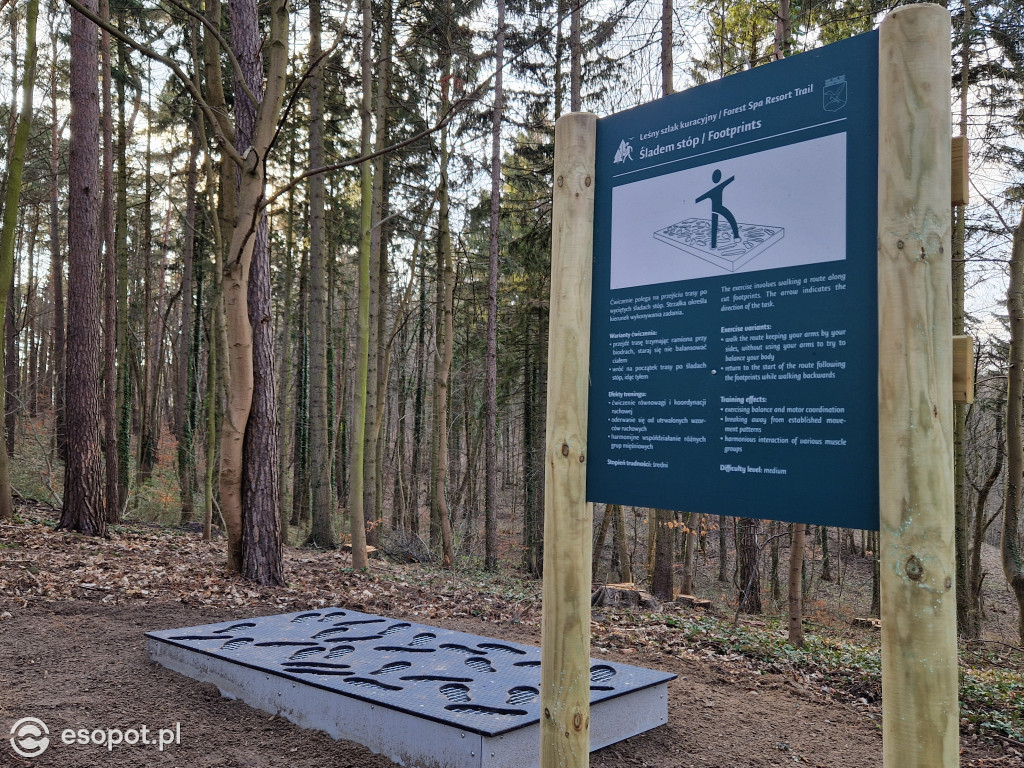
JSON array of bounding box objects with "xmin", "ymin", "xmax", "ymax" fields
[{"xmin": 695, "ymin": 169, "xmax": 740, "ymax": 249}]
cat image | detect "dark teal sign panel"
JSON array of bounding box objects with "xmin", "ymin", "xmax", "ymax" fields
[{"xmin": 586, "ymin": 32, "xmax": 880, "ymax": 530}]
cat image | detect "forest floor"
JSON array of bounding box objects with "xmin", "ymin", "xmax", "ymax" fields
[{"xmin": 1, "ymin": 502, "xmax": 1023, "ymax": 768}]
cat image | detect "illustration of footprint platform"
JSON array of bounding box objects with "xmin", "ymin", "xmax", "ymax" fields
[{"xmin": 654, "ymin": 217, "xmax": 785, "ymax": 272}]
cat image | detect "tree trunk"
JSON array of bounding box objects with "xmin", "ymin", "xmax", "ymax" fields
[
  {"xmin": 277, "ymin": 141, "xmax": 297, "ymax": 543},
  {"xmin": 230, "ymin": 0, "xmax": 285, "ymax": 585},
  {"xmin": 176, "ymin": 130, "xmax": 199, "ymax": 526},
  {"xmin": 820, "ymin": 525, "xmax": 832, "ymax": 581},
  {"xmin": 304, "ymin": 0, "xmax": 336, "ymax": 550},
  {"xmin": 5, "ymin": 284, "xmax": 17, "ymax": 458},
  {"xmin": 410, "ymin": 251, "xmax": 426, "ymax": 537},
  {"xmin": 651, "ymin": 509, "xmax": 674, "ymax": 600},
  {"xmin": 114, "ymin": 33, "xmax": 130, "ymax": 511},
  {"xmin": 661, "ymin": 0, "xmax": 673, "ymax": 94},
  {"xmin": 365, "ymin": 8, "xmax": 394, "ymax": 546},
  {"xmin": 100, "ymin": 0, "xmax": 119, "ymax": 523},
  {"xmin": 291, "ymin": 247, "xmax": 310, "ymax": 527},
  {"xmin": 242, "ymin": 213, "xmax": 284, "ymax": 585},
  {"xmin": 569, "ymin": 0, "xmax": 582, "ymax": 111},
  {"xmin": 592, "ymin": 503, "xmax": 613, "ymax": 581},
  {"xmin": 1002, "ymin": 215, "xmax": 1024, "ymax": 644},
  {"xmin": 717, "ymin": 514, "xmax": 729, "ymax": 581},
  {"xmin": 137, "ymin": 100, "xmax": 155, "ymax": 486},
  {"xmin": 0, "ymin": 0, "xmax": 37, "ymax": 519},
  {"xmin": 612, "ymin": 504, "xmax": 631, "ymax": 582},
  {"xmin": 59, "ymin": 0, "xmax": 106, "ymax": 536},
  {"xmin": 788, "ymin": 523, "xmax": 805, "ymax": 646},
  {"xmin": 953, "ymin": 0, "xmax": 971, "ymax": 636},
  {"xmin": 737, "ymin": 517, "xmax": 761, "ymax": 613},
  {"xmin": 484, "ymin": 0, "xmax": 506, "ymax": 571},
  {"xmin": 216, "ymin": 0, "xmax": 288, "ymax": 576},
  {"xmin": 968, "ymin": 409, "xmax": 1003, "ymax": 638},
  {"xmin": 49, "ymin": 25, "xmax": 66, "ymax": 464},
  {"xmin": 680, "ymin": 513, "xmax": 699, "ymax": 595},
  {"xmin": 346, "ymin": 0, "xmax": 373, "ymax": 571},
  {"xmin": 433, "ymin": 111, "xmax": 456, "ymax": 569}
]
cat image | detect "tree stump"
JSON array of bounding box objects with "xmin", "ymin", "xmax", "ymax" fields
[
  {"xmin": 591, "ymin": 583, "xmax": 660, "ymax": 610},
  {"xmin": 675, "ymin": 593, "xmax": 713, "ymax": 609}
]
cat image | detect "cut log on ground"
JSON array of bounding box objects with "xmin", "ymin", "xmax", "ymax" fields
[
  {"xmin": 675, "ymin": 593, "xmax": 713, "ymax": 609},
  {"xmin": 852, "ymin": 617, "xmax": 882, "ymax": 630}
]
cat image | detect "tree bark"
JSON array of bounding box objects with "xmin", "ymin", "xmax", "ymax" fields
[
  {"xmin": 229, "ymin": 0, "xmax": 286, "ymax": 585},
  {"xmin": 49, "ymin": 24, "xmax": 66, "ymax": 465},
  {"xmin": 59, "ymin": 0, "xmax": 106, "ymax": 536},
  {"xmin": 969, "ymin": 408, "xmax": 1003, "ymax": 638},
  {"xmin": 953, "ymin": 0, "xmax": 971, "ymax": 636},
  {"xmin": 661, "ymin": 0, "xmax": 673, "ymax": 94},
  {"xmin": 304, "ymin": 0, "xmax": 336, "ymax": 550},
  {"xmin": 114, "ymin": 33, "xmax": 130, "ymax": 511},
  {"xmin": 651, "ymin": 509, "xmax": 674, "ymax": 600},
  {"xmin": 1002, "ymin": 216, "xmax": 1024, "ymax": 644},
  {"xmin": 788, "ymin": 523, "xmax": 805, "ymax": 646},
  {"xmin": 100, "ymin": 0, "xmax": 119, "ymax": 523},
  {"xmin": 737, "ymin": 517, "xmax": 761, "ymax": 613},
  {"xmin": 365, "ymin": 5, "xmax": 394, "ymax": 546},
  {"xmin": 569, "ymin": 0, "xmax": 582, "ymax": 111},
  {"xmin": 176, "ymin": 130, "xmax": 199, "ymax": 526},
  {"xmin": 346, "ymin": 0, "xmax": 373, "ymax": 571},
  {"xmin": 0, "ymin": 0, "xmax": 37, "ymax": 519},
  {"xmin": 484, "ymin": 0, "xmax": 506, "ymax": 572},
  {"xmin": 433, "ymin": 112, "xmax": 456, "ymax": 569}
]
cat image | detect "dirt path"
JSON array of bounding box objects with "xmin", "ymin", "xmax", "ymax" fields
[{"xmin": 0, "ymin": 599, "xmax": 1016, "ymax": 768}]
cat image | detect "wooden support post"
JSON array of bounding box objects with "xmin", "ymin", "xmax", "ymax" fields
[
  {"xmin": 951, "ymin": 135, "xmax": 969, "ymax": 206},
  {"xmin": 877, "ymin": 6, "xmax": 958, "ymax": 768},
  {"xmin": 541, "ymin": 111, "xmax": 596, "ymax": 768},
  {"xmin": 953, "ymin": 334, "xmax": 974, "ymax": 405}
]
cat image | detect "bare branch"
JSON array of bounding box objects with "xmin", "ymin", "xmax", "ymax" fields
[
  {"xmin": 161, "ymin": 0, "xmax": 259, "ymax": 110},
  {"xmin": 63, "ymin": 0, "xmax": 245, "ymax": 168},
  {"xmin": 262, "ymin": 75, "xmax": 493, "ymax": 212},
  {"xmin": 971, "ymin": 177, "xmax": 1015, "ymax": 232}
]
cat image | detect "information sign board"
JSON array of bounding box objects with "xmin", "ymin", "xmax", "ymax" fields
[{"xmin": 587, "ymin": 32, "xmax": 880, "ymax": 530}]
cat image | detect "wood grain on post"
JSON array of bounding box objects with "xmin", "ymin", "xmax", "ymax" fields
[
  {"xmin": 953, "ymin": 334, "xmax": 974, "ymax": 405},
  {"xmin": 541, "ymin": 111, "xmax": 596, "ymax": 768},
  {"xmin": 877, "ymin": 6, "xmax": 958, "ymax": 768},
  {"xmin": 951, "ymin": 135, "xmax": 969, "ymax": 206}
]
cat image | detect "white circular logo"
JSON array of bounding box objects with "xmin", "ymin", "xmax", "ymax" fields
[{"xmin": 10, "ymin": 717, "xmax": 49, "ymax": 758}]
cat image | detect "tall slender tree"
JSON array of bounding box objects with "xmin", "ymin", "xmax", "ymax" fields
[
  {"xmin": 60, "ymin": 0, "xmax": 106, "ymax": 536},
  {"xmin": 230, "ymin": 0, "xmax": 286, "ymax": 585},
  {"xmin": 0, "ymin": 0, "xmax": 39, "ymax": 520},
  {"xmin": 347, "ymin": 0, "xmax": 373, "ymax": 571},
  {"xmin": 484, "ymin": 0, "xmax": 506, "ymax": 570},
  {"xmin": 305, "ymin": 0, "xmax": 336, "ymax": 550},
  {"xmin": 1003, "ymin": 215, "xmax": 1024, "ymax": 644},
  {"xmin": 100, "ymin": 0, "xmax": 119, "ymax": 524}
]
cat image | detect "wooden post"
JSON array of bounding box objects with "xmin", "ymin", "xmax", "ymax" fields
[
  {"xmin": 951, "ymin": 135, "xmax": 969, "ymax": 206},
  {"xmin": 953, "ymin": 334, "xmax": 975, "ymax": 405},
  {"xmin": 541, "ymin": 111, "xmax": 596, "ymax": 768},
  {"xmin": 877, "ymin": 6, "xmax": 958, "ymax": 768}
]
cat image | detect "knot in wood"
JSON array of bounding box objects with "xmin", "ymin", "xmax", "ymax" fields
[
  {"xmin": 905, "ymin": 555, "xmax": 923, "ymax": 581},
  {"xmin": 561, "ymin": 443, "xmax": 570, "ymax": 457},
  {"xmin": 573, "ymin": 712, "xmax": 584, "ymax": 730}
]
